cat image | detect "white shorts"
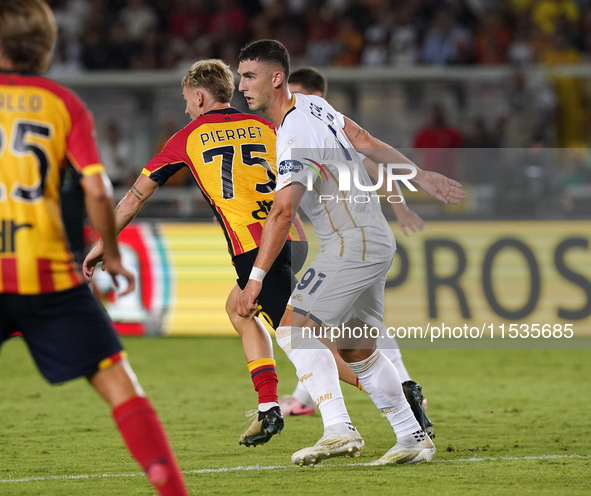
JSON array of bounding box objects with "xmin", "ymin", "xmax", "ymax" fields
[{"xmin": 288, "ymin": 252, "xmax": 394, "ymax": 328}]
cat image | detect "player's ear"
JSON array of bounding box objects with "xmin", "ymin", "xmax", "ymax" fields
[
  {"xmin": 272, "ymin": 71, "xmax": 285, "ymax": 89},
  {"xmin": 196, "ymin": 90, "xmax": 205, "ymax": 108}
]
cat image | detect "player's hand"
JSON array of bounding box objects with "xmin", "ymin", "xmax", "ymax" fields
[
  {"xmin": 102, "ymin": 255, "xmax": 136, "ymax": 297},
  {"xmin": 236, "ymin": 280, "xmax": 262, "ymax": 318},
  {"xmin": 414, "ymin": 170, "xmax": 465, "ymax": 204},
  {"xmin": 395, "ymin": 208, "xmax": 425, "ymax": 236},
  {"xmin": 82, "ymin": 240, "xmax": 105, "ymax": 282}
]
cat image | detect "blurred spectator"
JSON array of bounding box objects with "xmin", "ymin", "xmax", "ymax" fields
[
  {"xmin": 131, "ymin": 26, "xmax": 164, "ymax": 70},
  {"xmin": 463, "ymin": 116, "xmax": 501, "ymax": 183},
  {"xmin": 473, "ymin": 11, "xmax": 511, "ymax": 64},
  {"xmin": 447, "ymin": 0, "xmax": 478, "ymax": 29},
  {"xmin": 208, "ymin": 0, "xmax": 248, "ymax": 44},
  {"xmin": 507, "ymin": 14, "xmax": 535, "ymax": 65},
  {"xmin": 502, "ymin": 69, "xmax": 556, "ymax": 148},
  {"xmin": 304, "ymin": 2, "xmax": 340, "ymax": 66},
  {"xmin": 52, "ymin": 0, "xmax": 87, "ymax": 43},
  {"xmin": 99, "ymin": 122, "xmax": 135, "ymax": 188},
  {"xmin": 389, "ymin": 5, "xmax": 420, "ymax": 66},
  {"xmin": 48, "ymin": 28, "xmax": 82, "ymax": 74},
  {"xmin": 80, "ymin": 26, "xmax": 110, "ymax": 70},
  {"xmin": 532, "ymin": 0, "xmax": 580, "ymax": 36},
  {"xmin": 464, "ymin": 117, "xmax": 499, "ymax": 148},
  {"xmin": 361, "ymin": 20, "xmax": 390, "ymax": 66},
  {"xmin": 420, "ymin": 9, "xmax": 472, "ymax": 64},
  {"xmin": 412, "ymin": 104, "xmax": 463, "ymax": 177},
  {"xmin": 120, "ymin": 0, "xmax": 158, "ymax": 41},
  {"xmin": 539, "ymin": 30, "xmax": 585, "ymax": 147},
  {"xmin": 168, "ymin": 0, "xmax": 208, "ymax": 43},
  {"xmin": 333, "ymin": 18, "xmax": 364, "ymax": 66},
  {"xmin": 106, "ymin": 21, "xmax": 137, "ymax": 70}
]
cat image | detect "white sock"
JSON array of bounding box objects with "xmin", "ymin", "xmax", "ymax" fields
[
  {"xmin": 276, "ymin": 326, "xmax": 351, "ymax": 429},
  {"xmin": 258, "ymin": 402, "xmax": 279, "ymax": 412},
  {"xmin": 377, "ymin": 326, "xmax": 411, "ymax": 382},
  {"xmin": 348, "ymin": 349, "xmax": 420, "ymax": 438},
  {"xmin": 324, "ymin": 422, "xmax": 357, "ymax": 437},
  {"xmin": 292, "ymin": 380, "xmax": 314, "ymax": 408}
]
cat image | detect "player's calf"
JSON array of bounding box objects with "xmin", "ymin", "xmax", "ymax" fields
[{"xmin": 91, "ymin": 361, "xmax": 189, "ymax": 496}]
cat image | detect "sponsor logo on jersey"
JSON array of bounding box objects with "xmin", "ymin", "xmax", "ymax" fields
[{"xmin": 279, "ymin": 159, "xmax": 303, "ymax": 175}]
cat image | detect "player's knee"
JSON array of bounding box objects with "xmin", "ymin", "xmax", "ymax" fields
[
  {"xmin": 89, "ymin": 360, "xmax": 145, "ymax": 407},
  {"xmin": 339, "ymin": 348, "xmax": 373, "ymax": 364}
]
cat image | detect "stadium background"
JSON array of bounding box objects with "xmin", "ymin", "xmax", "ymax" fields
[
  {"xmin": 2, "ymin": 2, "xmax": 591, "ymax": 495},
  {"xmin": 47, "ymin": 0, "xmax": 591, "ymax": 338}
]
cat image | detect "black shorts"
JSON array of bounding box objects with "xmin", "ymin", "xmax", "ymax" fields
[
  {"xmin": 234, "ymin": 240, "xmax": 308, "ymax": 329},
  {"xmin": 0, "ymin": 285, "xmax": 124, "ymax": 384}
]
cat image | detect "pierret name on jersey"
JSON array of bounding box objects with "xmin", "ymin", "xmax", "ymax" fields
[{"xmin": 199, "ymin": 126, "xmax": 263, "ymax": 146}]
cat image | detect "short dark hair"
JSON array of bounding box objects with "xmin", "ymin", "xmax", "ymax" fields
[
  {"xmin": 238, "ymin": 39, "xmax": 290, "ymax": 80},
  {"xmin": 289, "ymin": 67, "xmax": 327, "ymax": 96},
  {"xmin": 0, "ymin": 0, "xmax": 57, "ymax": 73}
]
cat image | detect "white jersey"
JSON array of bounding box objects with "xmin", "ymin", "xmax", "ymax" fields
[{"xmin": 276, "ymin": 93, "xmax": 395, "ymax": 262}]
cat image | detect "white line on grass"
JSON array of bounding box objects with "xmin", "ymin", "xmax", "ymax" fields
[{"xmin": 1, "ymin": 454, "xmax": 589, "ymax": 484}]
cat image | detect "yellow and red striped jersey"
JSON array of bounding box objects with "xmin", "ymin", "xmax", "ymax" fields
[
  {"xmin": 143, "ymin": 107, "xmax": 306, "ymax": 257},
  {"xmin": 0, "ymin": 71, "xmax": 104, "ymax": 294}
]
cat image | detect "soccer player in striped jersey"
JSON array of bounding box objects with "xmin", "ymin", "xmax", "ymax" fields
[
  {"xmin": 83, "ymin": 59, "xmax": 308, "ymax": 447},
  {"xmin": 236, "ymin": 40, "xmax": 464, "ymax": 466},
  {"xmin": 0, "ymin": 1, "xmax": 188, "ymax": 494},
  {"xmin": 281, "ymin": 67, "xmax": 433, "ymax": 440}
]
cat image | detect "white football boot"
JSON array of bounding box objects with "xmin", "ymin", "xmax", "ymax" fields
[
  {"xmin": 291, "ymin": 428, "xmax": 364, "ymax": 467},
  {"xmin": 369, "ymin": 431, "xmax": 436, "ymax": 466}
]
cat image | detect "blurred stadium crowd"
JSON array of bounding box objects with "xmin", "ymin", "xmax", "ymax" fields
[
  {"xmin": 48, "ymin": 0, "xmax": 591, "ymax": 71},
  {"xmin": 47, "ymin": 0, "xmax": 591, "ymax": 218}
]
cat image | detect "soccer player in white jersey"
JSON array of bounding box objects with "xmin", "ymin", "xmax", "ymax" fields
[
  {"xmin": 235, "ymin": 40, "xmax": 464, "ymax": 467},
  {"xmin": 281, "ymin": 67, "xmax": 433, "ymax": 436}
]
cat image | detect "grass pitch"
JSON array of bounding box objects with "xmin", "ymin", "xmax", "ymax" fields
[{"xmin": 1, "ymin": 336, "xmax": 590, "ymax": 495}]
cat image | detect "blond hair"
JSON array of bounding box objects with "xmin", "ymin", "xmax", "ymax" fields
[
  {"xmin": 0, "ymin": 0, "xmax": 57, "ymax": 73},
  {"xmin": 181, "ymin": 59, "xmax": 235, "ymax": 104}
]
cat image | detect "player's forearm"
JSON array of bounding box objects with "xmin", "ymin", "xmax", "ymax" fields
[
  {"xmin": 253, "ymin": 208, "xmax": 293, "ymax": 273},
  {"xmin": 114, "ymin": 191, "xmax": 144, "ymax": 234},
  {"xmin": 345, "ymin": 117, "xmax": 424, "ymax": 180},
  {"xmin": 85, "ymin": 191, "xmax": 120, "ymax": 260},
  {"xmin": 360, "ymin": 138, "xmax": 416, "ymax": 171},
  {"xmin": 114, "ymin": 176, "xmax": 159, "ymax": 234}
]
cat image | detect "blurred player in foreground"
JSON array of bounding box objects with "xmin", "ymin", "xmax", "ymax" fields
[
  {"xmin": 83, "ymin": 59, "xmax": 308, "ymax": 447},
  {"xmin": 0, "ymin": 1, "xmax": 188, "ymax": 494},
  {"xmin": 236, "ymin": 40, "xmax": 464, "ymax": 466},
  {"xmin": 281, "ymin": 67, "xmax": 432, "ymax": 438}
]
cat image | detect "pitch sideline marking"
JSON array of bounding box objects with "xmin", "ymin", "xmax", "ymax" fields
[{"xmin": 1, "ymin": 454, "xmax": 589, "ymax": 484}]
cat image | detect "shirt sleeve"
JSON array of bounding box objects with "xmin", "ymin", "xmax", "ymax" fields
[
  {"xmin": 275, "ymin": 117, "xmax": 322, "ymax": 192},
  {"xmin": 65, "ymin": 96, "xmax": 104, "ymax": 177},
  {"xmin": 142, "ymin": 132, "xmax": 189, "ymax": 186}
]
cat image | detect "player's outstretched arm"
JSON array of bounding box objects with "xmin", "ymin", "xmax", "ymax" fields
[
  {"xmin": 363, "ymin": 158, "xmax": 425, "ymax": 236},
  {"xmin": 82, "ymin": 174, "xmax": 158, "ymax": 282},
  {"xmin": 344, "ymin": 117, "xmax": 465, "ymax": 205},
  {"xmin": 80, "ymin": 173, "xmax": 135, "ymax": 296},
  {"xmin": 236, "ymin": 183, "xmax": 306, "ymax": 318}
]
